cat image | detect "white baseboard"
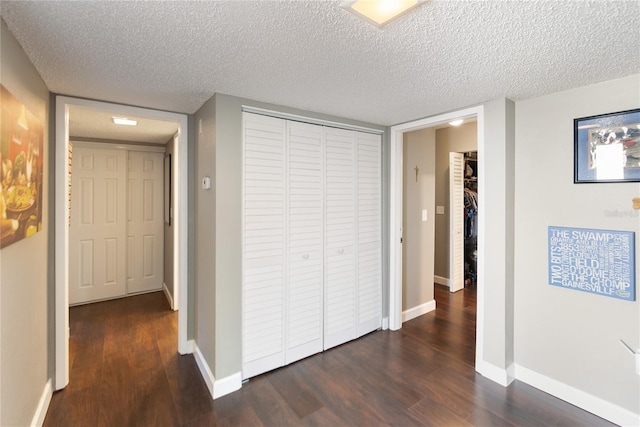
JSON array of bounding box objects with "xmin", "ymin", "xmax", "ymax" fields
[
  {"xmin": 193, "ymin": 343, "xmax": 215, "ymax": 400},
  {"xmin": 162, "ymin": 282, "xmax": 174, "ymax": 309},
  {"xmin": 476, "ymin": 361, "xmax": 515, "ymax": 387},
  {"xmin": 193, "ymin": 342, "xmax": 242, "ymax": 401},
  {"xmin": 515, "ymin": 364, "xmax": 639, "ymax": 426},
  {"xmin": 31, "ymin": 379, "xmax": 52, "ymax": 427},
  {"xmin": 402, "ymin": 300, "xmax": 436, "ymax": 323},
  {"xmin": 213, "ymin": 372, "xmax": 242, "ymax": 399},
  {"xmin": 382, "ymin": 317, "xmax": 389, "ymax": 330},
  {"xmin": 434, "ymin": 275, "xmax": 451, "ymax": 288}
]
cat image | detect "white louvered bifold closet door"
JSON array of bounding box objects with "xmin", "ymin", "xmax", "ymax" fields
[
  {"xmin": 356, "ymin": 132, "xmax": 382, "ymax": 337},
  {"xmin": 285, "ymin": 121, "xmax": 324, "ymax": 364},
  {"xmin": 323, "ymin": 128, "xmax": 357, "ymax": 350},
  {"xmin": 242, "ymin": 112, "xmax": 383, "ymax": 378},
  {"xmin": 242, "ymin": 113, "xmax": 286, "ymax": 379},
  {"xmin": 449, "ymin": 152, "xmax": 465, "ymax": 292}
]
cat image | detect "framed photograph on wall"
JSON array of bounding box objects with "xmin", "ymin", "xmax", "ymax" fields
[{"xmin": 574, "ymin": 108, "xmax": 640, "ymax": 183}]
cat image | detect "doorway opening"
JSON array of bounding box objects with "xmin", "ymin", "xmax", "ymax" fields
[
  {"xmin": 399, "ymin": 119, "xmax": 479, "ymax": 365},
  {"xmin": 54, "ymin": 96, "xmax": 190, "ymax": 390},
  {"xmin": 389, "ymin": 105, "xmax": 486, "ymax": 371}
]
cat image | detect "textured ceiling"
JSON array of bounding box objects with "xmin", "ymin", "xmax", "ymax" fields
[
  {"xmin": 1, "ymin": 1, "xmax": 639, "ymax": 126},
  {"xmin": 69, "ymin": 106, "xmax": 179, "ymax": 144}
]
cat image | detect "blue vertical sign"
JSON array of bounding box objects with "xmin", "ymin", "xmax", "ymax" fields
[{"xmin": 548, "ymin": 226, "xmax": 635, "ymax": 301}]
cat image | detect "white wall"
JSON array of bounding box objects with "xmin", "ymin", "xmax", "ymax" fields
[
  {"xmin": 402, "ymin": 128, "xmax": 436, "ymax": 312},
  {"xmin": 0, "ymin": 19, "xmax": 51, "ymax": 426},
  {"xmin": 434, "ymin": 122, "xmax": 477, "ymax": 279},
  {"xmin": 514, "ymin": 74, "xmax": 640, "ymax": 417}
]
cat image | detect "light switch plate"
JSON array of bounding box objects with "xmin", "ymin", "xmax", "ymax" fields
[
  {"xmin": 202, "ymin": 176, "xmax": 211, "ymax": 190},
  {"xmin": 421, "ymin": 209, "xmax": 427, "ymax": 222}
]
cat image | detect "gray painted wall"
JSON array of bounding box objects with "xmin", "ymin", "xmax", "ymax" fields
[
  {"xmin": 0, "ymin": 19, "xmax": 51, "ymax": 426},
  {"xmin": 402, "ymin": 128, "xmax": 436, "ymax": 311},
  {"xmin": 194, "ymin": 93, "xmax": 387, "ymax": 379},
  {"xmin": 194, "ymin": 96, "xmax": 217, "ymax": 371},
  {"xmin": 514, "ymin": 74, "xmax": 640, "ymax": 413},
  {"xmin": 480, "ymin": 98, "xmax": 516, "ymax": 371},
  {"xmin": 433, "ymin": 122, "xmax": 477, "ymax": 279}
]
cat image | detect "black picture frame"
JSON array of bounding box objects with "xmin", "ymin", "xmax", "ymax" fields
[{"xmin": 574, "ymin": 108, "xmax": 640, "ymax": 183}]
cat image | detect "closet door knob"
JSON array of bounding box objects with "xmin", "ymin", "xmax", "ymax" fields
[
  {"xmin": 302, "ymin": 253, "xmax": 309, "ymax": 260},
  {"xmin": 338, "ymin": 248, "xmax": 344, "ymax": 254}
]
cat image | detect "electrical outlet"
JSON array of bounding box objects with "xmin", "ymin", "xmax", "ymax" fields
[{"xmin": 436, "ymin": 206, "xmax": 445, "ymax": 215}]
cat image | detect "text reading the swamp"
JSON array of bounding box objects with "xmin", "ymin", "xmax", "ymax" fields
[{"xmin": 548, "ymin": 226, "xmax": 635, "ymax": 301}]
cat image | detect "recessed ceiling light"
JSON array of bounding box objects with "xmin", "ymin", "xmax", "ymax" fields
[
  {"xmin": 341, "ymin": 0, "xmax": 426, "ymax": 28},
  {"xmin": 112, "ymin": 117, "xmax": 137, "ymax": 126},
  {"xmin": 449, "ymin": 119, "xmax": 464, "ymax": 127}
]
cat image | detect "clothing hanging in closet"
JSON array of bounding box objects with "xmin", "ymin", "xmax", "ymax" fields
[{"xmin": 463, "ymin": 188, "xmax": 478, "ymax": 239}]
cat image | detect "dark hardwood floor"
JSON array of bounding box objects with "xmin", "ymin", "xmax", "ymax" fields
[{"xmin": 44, "ymin": 286, "xmax": 614, "ymax": 427}]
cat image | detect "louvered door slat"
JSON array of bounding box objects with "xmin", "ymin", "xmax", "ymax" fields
[
  {"xmin": 324, "ymin": 128, "xmax": 357, "ymax": 350},
  {"xmin": 449, "ymin": 152, "xmax": 465, "ymax": 292},
  {"xmin": 356, "ymin": 132, "xmax": 382, "ymax": 336},
  {"xmin": 242, "ymin": 113, "xmax": 286, "ymax": 379},
  {"xmin": 285, "ymin": 121, "xmax": 323, "ymax": 364}
]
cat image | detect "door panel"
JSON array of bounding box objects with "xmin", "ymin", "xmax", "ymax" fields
[
  {"xmin": 356, "ymin": 132, "xmax": 382, "ymax": 336},
  {"xmin": 127, "ymin": 151, "xmax": 164, "ymax": 294},
  {"xmin": 70, "ymin": 147, "xmax": 127, "ymax": 304},
  {"xmin": 324, "ymin": 128, "xmax": 357, "ymax": 350},
  {"xmin": 242, "ymin": 113, "xmax": 286, "ymax": 379},
  {"xmin": 286, "ymin": 121, "xmax": 323, "ymax": 364},
  {"xmin": 449, "ymin": 152, "xmax": 464, "ymax": 292}
]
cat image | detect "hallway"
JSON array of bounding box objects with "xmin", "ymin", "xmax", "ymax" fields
[{"xmin": 44, "ymin": 288, "xmax": 614, "ymax": 426}]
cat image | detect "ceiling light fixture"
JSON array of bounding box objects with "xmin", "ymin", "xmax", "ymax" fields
[
  {"xmin": 112, "ymin": 117, "xmax": 137, "ymax": 126},
  {"xmin": 341, "ymin": 0, "xmax": 426, "ymax": 28},
  {"xmin": 449, "ymin": 119, "xmax": 464, "ymax": 127}
]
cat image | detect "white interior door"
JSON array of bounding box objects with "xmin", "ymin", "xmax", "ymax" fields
[
  {"xmin": 127, "ymin": 151, "xmax": 164, "ymax": 294},
  {"xmin": 356, "ymin": 132, "xmax": 382, "ymax": 337},
  {"xmin": 242, "ymin": 113, "xmax": 287, "ymax": 379},
  {"xmin": 449, "ymin": 152, "xmax": 464, "ymax": 292},
  {"xmin": 70, "ymin": 146, "xmax": 127, "ymax": 304},
  {"xmin": 285, "ymin": 121, "xmax": 324, "ymax": 364},
  {"xmin": 324, "ymin": 128, "xmax": 357, "ymax": 350}
]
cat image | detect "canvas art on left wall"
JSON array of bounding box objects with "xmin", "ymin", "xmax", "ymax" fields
[{"xmin": 0, "ymin": 84, "xmax": 44, "ymax": 248}]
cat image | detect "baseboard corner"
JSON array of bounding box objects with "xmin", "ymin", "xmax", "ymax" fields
[
  {"xmin": 213, "ymin": 372, "xmax": 243, "ymax": 399},
  {"xmin": 162, "ymin": 282, "xmax": 174, "ymax": 309},
  {"xmin": 31, "ymin": 378, "xmax": 53, "ymax": 427},
  {"xmin": 434, "ymin": 275, "xmax": 451, "ymax": 288},
  {"xmin": 515, "ymin": 364, "xmax": 640, "ymax": 426},
  {"xmin": 476, "ymin": 360, "xmax": 514, "ymax": 387},
  {"xmin": 402, "ymin": 300, "xmax": 436, "ymax": 323},
  {"xmin": 193, "ymin": 343, "xmax": 215, "ymax": 400}
]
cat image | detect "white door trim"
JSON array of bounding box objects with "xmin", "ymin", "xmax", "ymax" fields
[
  {"xmin": 388, "ymin": 105, "xmax": 485, "ymax": 370},
  {"xmin": 54, "ymin": 96, "xmax": 190, "ymax": 390}
]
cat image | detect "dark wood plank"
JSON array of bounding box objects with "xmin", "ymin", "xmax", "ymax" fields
[
  {"xmin": 267, "ymin": 362, "xmax": 324, "ymax": 419},
  {"xmin": 44, "ymin": 287, "xmax": 616, "ymax": 427}
]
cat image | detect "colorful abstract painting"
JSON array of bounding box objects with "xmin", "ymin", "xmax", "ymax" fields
[{"xmin": 0, "ymin": 85, "xmax": 44, "ymax": 248}]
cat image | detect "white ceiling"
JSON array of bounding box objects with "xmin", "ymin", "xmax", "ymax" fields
[
  {"xmin": 1, "ymin": 1, "xmax": 639, "ymax": 127},
  {"xmin": 69, "ymin": 106, "xmax": 178, "ymax": 144}
]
